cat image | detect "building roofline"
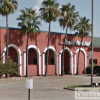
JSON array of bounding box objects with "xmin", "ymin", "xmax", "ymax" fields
[
  {"xmin": 0, "ymin": 26, "xmax": 75, "ymax": 36},
  {"xmin": 0, "ymin": 26, "xmax": 21, "ymax": 30},
  {"xmin": 0, "ymin": 26, "xmax": 100, "ymax": 38}
]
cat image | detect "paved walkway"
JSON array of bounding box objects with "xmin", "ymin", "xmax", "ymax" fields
[{"xmin": 0, "ymin": 75, "xmax": 100, "ymax": 100}]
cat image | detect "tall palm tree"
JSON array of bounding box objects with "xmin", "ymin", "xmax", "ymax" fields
[
  {"xmin": 17, "ymin": 7, "xmax": 41, "ymax": 77},
  {"xmin": 74, "ymin": 17, "xmax": 91, "ymax": 74},
  {"xmin": 0, "ymin": 0, "xmax": 18, "ymax": 58},
  {"xmin": 59, "ymin": 3, "xmax": 79, "ymax": 75},
  {"xmin": 0, "ymin": 0, "xmax": 18, "ymax": 77},
  {"xmin": 40, "ymin": 0, "xmax": 61, "ymax": 76}
]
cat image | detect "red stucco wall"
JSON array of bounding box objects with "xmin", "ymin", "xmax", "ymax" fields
[{"xmin": 0, "ymin": 27, "xmax": 99, "ymax": 76}]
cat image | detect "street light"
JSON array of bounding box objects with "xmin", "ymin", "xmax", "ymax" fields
[{"xmin": 91, "ymin": 0, "xmax": 94, "ymax": 87}]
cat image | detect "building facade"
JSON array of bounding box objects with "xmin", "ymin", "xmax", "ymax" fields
[{"xmin": 0, "ymin": 27, "xmax": 100, "ymax": 76}]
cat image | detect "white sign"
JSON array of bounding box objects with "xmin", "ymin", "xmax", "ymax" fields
[
  {"xmin": 26, "ymin": 79, "xmax": 33, "ymax": 89},
  {"xmin": 76, "ymin": 40, "xmax": 91, "ymax": 46},
  {"xmin": 84, "ymin": 41, "xmax": 91, "ymax": 46},
  {"xmin": 66, "ymin": 39, "xmax": 91, "ymax": 47},
  {"xmin": 75, "ymin": 87, "xmax": 100, "ymax": 100},
  {"xmin": 76, "ymin": 40, "xmax": 83, "ymax": 46},
  {"xmin": 90, "ymin": 51, "xmax": 94, "ymax": 58},
  {"xmin": 65, "ymin": 40, "xmax": 75, "ymax": 46}
]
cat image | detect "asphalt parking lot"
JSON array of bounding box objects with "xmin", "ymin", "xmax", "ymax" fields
[{"xmin": 0, "ymin": 75, "xmax": 100, "ymax": 100}]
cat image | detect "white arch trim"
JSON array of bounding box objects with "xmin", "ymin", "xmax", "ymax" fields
[
  {"xmin": 43, "ymin": 46, "xmax": 58, "ymax": 75},
  {"xmin": 59, "ymin": 47, "xmax": 73, "ymax": 75},
  {"xmin": 74, "ymin": 48, "xmax": 87, "ymax": 74},
  {"xmin": 3, "ymin": 44, "xmax": 22, "ymax": 76},
  {"xmin": 24, "ymin": 45, "xmax": 41, "ymax": 75}
]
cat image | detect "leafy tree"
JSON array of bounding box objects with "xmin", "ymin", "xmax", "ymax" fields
[
  {"xmin": 74, "ymin": 17, "xmax": 91, "ymax": 74},
  {"xmin": 0, "ymin": 58, "xmax": 5, "ymax": 78},
  {"xmin": 5, "ymin": 57, "xmax": 19, "ymax": 76},
  {"xmin": 59, "ymin": 3, "xmax": 79, "ymax": 75},
  {"xmin": 0, "ymin": 57, "xmax": 19, "ymax": 78},
  {"xmin": 40, "ymin": 0, "xmax": 61, "ymax": 76},
  {"xmin": 17, "ymin": 7, "xmax": 41, "ymax": 77}
]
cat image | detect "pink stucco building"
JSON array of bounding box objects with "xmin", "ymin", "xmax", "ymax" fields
[{"xmin": 0, "ymin": 27, "xmax": 99, "ymax": 76}]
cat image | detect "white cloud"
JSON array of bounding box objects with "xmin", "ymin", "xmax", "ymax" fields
[
  {"xmin": 36, "ymin": 0, "xmax": 44, "ymax": 6},
  {"xmin": 59, "ymin": 5, "xmax": 62, "ymax": 9},
  {"xmin": 33, "ymin": 0, "xmax": 44, "ymax": 14},
  {"xmin": 33, "ymin": 5, "xmax": 40, "ymax": 14}
]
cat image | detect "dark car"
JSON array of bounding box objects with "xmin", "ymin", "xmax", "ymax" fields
[{"xmin": 94, "ymin": 66, "xmax": 100, "ymax": 76}]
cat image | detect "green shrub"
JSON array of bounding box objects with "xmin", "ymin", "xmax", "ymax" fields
[
  {"xmin": 86, "ymin": 63, "xmax": 99, "ymax": 74},
  {"xmin": 0, "ymin": 57, "xmax": 20, "ymax": 78},
  {"xmin": 0, "ymin": 60, "xmax": 5, "ymax": 78}
]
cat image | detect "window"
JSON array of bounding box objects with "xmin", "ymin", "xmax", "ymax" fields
[
  {"xmin": 45, "ymin": 58, "xmax": 54, "ymax": 65},
  {"xmin": 89, "ymin": 59, "xmax": 97, "ymax": 64},
  {"xmin": 14, "ymin": 58, "xmax": 18, "ymax": 64},
  {"xmin": 33, "ymin": 58, "xmax": 37, "ymax": 64},
  {"xmin": 50, "ymin": 58, "xmax": 54, "ymax": 65},
  {"xmin": 94, "ymin": 59, "xmax": 97, "ymax": 64}
]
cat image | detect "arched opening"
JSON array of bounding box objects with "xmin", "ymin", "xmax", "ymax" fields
[
  {"xmin": 59, "ymin": 47, "xmax": 73, "ymax": 75},
  {"xmin": 8, "ymin": 47, "xmax": 19, "ymax": 76},
  {"xmin": 44, "ymin": 49, "xmax": 57, "ymax": 75},
  {"xmin": 76, "ymin": 51, "xmax": 85, "ymax": 74},
  {"xmin": 28, "ymin": 48, "xmax": 39, "ymax": 76},
  {"xmin": 75, "ymin": 48, "xmax": 87, "ymax": 74},
  {"xmin": 61, "ymin": 50, "xmax": 70, "ymax": 74},
  {"xmin": 43, "ymin": 46, "xmax": 58, "ymax": 75},
  {"xmin": 45, "ymin": 49, "xmax": 54, "ymax": 65},
  {"xmin": 9, "ymin": 47, "xmax": 18, "ymax": 63},
  {"xmin": 24, "ymin": 45, "xmax": 41, "ymax": 76},
  {"xmin": 3, "ymin": 44, "xmax": 22, "ymax": 76}
]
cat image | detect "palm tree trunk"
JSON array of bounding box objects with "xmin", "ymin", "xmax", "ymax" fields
[
  {"xmin": 5, "ymin": 15, "xmax": 9, "ymax": 78},
  {"xmin": 45, "ymin": 22, "xmax": 51, "ymax": 76},
  {"xmin": 26, "ymin": 36, "xmax": 29, "ymax": 77},
  {"xmin": 77, "ymin": 38, "xmax": 83, "ymax": 75},
  {"xmin": 62, "ymin": 26, "xmax": 68, "ymax": 75}
]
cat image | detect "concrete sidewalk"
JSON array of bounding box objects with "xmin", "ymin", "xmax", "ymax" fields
[{"xmin": 0, "ymin": 74, "xmax": 99, "ymax": 81}]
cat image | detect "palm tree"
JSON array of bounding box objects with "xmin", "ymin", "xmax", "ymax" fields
[
  {"xmin": 74, "ymin": 17, "xmax": 91, "ymax": 74},
  {"xmin": 59, "ymin": 3, "xmax": 79, "ymax": 75},
  {"xmin": 40, "ymin": 0, "xmax": 61, "ymax": 76},
  {"xmin": 17, "ymin": 7, "xmax": 41, "ymax": 77},
  {"xmin": 0, "ymin": 0, "xmax": 18, "ymax": 58},
  {"xmin": 0, "ymin": 0, "xmax": 18, "ymax": 77}
]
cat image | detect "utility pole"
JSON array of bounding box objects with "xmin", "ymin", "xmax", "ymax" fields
[{"xmin": 91, "ymin": 0, "xmax": 94, "ymax": 87}]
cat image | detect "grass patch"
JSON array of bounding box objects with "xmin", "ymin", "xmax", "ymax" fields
[{"xmin": 66, "ymin": 85, "xmax": 92, "ymax": 89}]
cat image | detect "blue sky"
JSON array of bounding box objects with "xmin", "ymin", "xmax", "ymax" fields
[{"xmin": 0, "ymin": 0, "xmax": 100, "ymax": 37}]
